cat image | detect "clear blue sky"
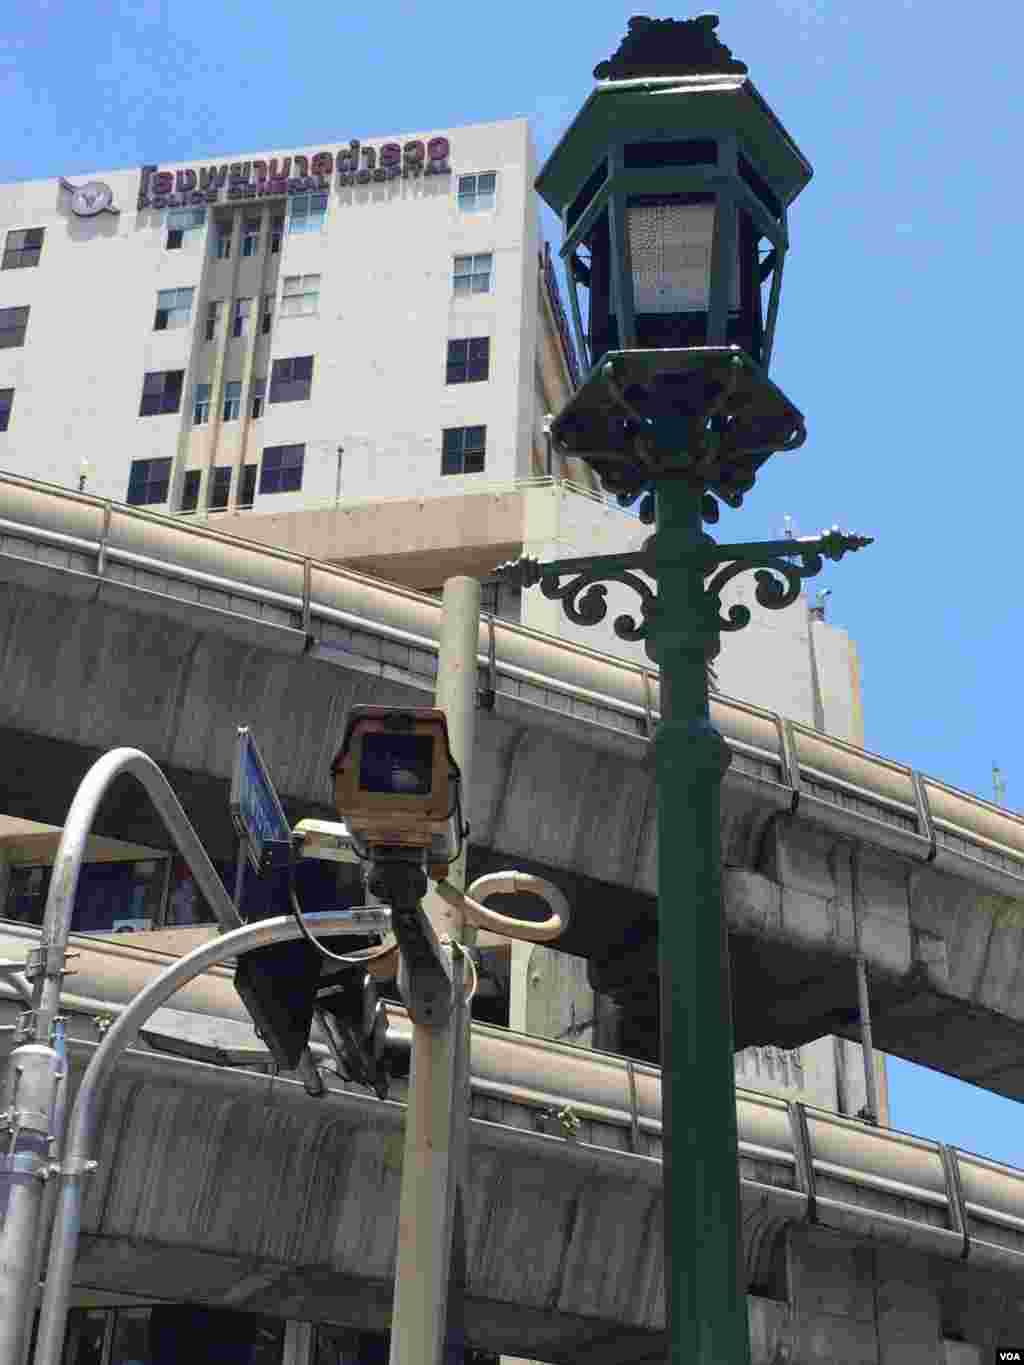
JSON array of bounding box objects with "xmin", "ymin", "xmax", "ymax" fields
[{"xmin": 3, "ymin": 2, "xmax": 1023, "ymax": 1165}]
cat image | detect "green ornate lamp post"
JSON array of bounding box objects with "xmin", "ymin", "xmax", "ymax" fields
[{"xmin": 498, "ymin": 15, "xmax": 871, "ymax": 1364}]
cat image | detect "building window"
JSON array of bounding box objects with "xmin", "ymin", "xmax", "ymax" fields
[
  {"xmin": 166, "ymin": 207, "xmax": 205, "ymax": 249},
  {"xmin": 153, "ymin": 286, "xmax": 194, "ymax": 331},
  {"xmin": 261, "ymin": 294, "xmax": 274, "ymax": 336},
  {"xmin": 0, "ymin": 305, "xmax": 30, "ymax": 349},
  {"xmin": 0, "ymin": 388, "xmax": 13, "ymax": 432},
  {"xmin": 241, "ymin": 216, "xmax": 260, "ymax": 257},
  {"xmin": 222, "ymin": 380, "xmax": 242, "ymax": 421},
  {"xmin": 442, "ymin": 425, "xmax": 486, "ymax": 475},
  {"xmin": 192, "ymin": 382, "xmax": 211, "ymax": 425},
  {"xmin": 3, "ymin": 227, "xmax": 44, "ymax": 270},
  {"xmin": 458, "ymin": 172, "xmax": 496, "ymax": 212},
  {"xmin": 447, "ymin": 337, "xmax": 490, "ymax": 384},
  {"xmin": 250, "ymin": 377, "xmax": 266, "ymax": 419},
  {"xmin": 240, "ymin": 463, "xmax": 257, "ymax": 506},
  {"xmin": 204, "ymin": 300, "xmax": 221, "ymax": 342},
  {"xmin": 138, "ymin": 369, "xmax": 184, "ymax": 417},
  {"xmin": 260, "ymin": 443, "xmax": 304, "ymax": 494},
  {"xmin": 453, "ymin": 253, "xmax": 492, "ymax": 295},
  {"xmin": 126, "ymin": 457, "xmax": 172, "ymax": 505},
  {"xmin": 270, "ymin": 214, "xmax": 284, "ymax": 253},
  {"xmin": 215, "ymin": 220, "xmax": 232, "ymax": 259},
  {"xmin": 179, "ymin": 469, "xmax": 201, "ymax": 513},
  {"xmin": 289, "ymin": 192, "xmax": 327, "ymax": 234},
  {"xmin": 281, "ymin": 274, "xmax": 320, "ymax": 316},
  {"xmin": 232, "ymin": 297, "xmax": 252, "ymax": 339},
  {"xmin": 209, "ymin": 465, "xmax": 232, "ymax": 510},
  {"xmin": 269, "ymin": 354, "xmax": 314, "ymax": 404}
]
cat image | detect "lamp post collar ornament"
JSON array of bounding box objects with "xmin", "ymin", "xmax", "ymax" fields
[{"xmin": 593, "ymin": 13, "xmax": 748, "ymax": 80}]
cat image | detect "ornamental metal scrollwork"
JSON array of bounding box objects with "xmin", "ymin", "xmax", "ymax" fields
[
  {"xmin": 704, "ymin": 529, "xmax": 872, "ymax": 636},
  {"xmin": 496, "ymin": 528, "xmax": 871, "ymax": 667},
  {"xmin": 539, "ymin": 566, "xmax": 656, "ymax": 643}
]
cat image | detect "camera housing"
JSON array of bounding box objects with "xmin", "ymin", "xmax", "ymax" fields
[{"xmin": 331, "ymin": 707, "xmax": 464, "ymax": 877}]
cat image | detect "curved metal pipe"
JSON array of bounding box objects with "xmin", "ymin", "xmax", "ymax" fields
[
  {"xmin": 31, "ymin": 906, "xmax": 389, "ymax": 1365},
  {"xmin": 32, "ymin": 748, "xmax": 243, "ymax": 1046},
  {"xmin": 435, "ymin": 872, "xmax": 570, "ymax": 943}
]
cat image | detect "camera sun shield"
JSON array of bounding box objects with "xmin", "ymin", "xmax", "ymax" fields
[{"xmin": 331, "ymin": 707, "xmax": 462, "ymax": 869}]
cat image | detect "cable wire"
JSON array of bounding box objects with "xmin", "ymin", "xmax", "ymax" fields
[{"xmin": 287, "ymin": 851, "xmax": 395, "ymax": 968}]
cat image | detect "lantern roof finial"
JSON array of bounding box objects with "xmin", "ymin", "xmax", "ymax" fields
[{"xmin": 593, "ymin": 13, "xmax": 748, "ymax": 80}]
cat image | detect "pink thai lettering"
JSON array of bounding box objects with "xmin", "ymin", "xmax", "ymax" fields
[
  {"xmin": 380, "ymin": 143, "xmax": 401, "ymax": 167},
  {"xmin": 310, "ymin": 151, "xmax": 333, "ymax": 176},
  {"xmin": 427, "ymin": 136, "xmax": 450, "ymax": 162},
  {"xmin": 252, "ymin": 160, "xmax": 268, "ymax": 182},
  {"xmin": 175, "ymin": 169, "xmax": 197, "ymax": 192},
  {"xmin": 267, "ymin": 157, "xmax": 291, "ymax": 180},
  {"xmin": 151, "ymin": 171, "xmax": 174, "ymax": 195}
]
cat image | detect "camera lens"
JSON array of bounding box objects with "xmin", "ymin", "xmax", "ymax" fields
[{"xmin": 360, "ymin": 734, "xmax": 433, "ymax": 795}]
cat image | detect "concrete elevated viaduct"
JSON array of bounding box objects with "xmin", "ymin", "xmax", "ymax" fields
[{"xmin": 2, "ymin": 471, "xmax": 1024, "ymax": 1093}]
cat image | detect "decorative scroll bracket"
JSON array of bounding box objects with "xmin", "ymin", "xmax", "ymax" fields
[{"xmin": 495, "ymin": 527, "xmax": 873, "ymax": 665}]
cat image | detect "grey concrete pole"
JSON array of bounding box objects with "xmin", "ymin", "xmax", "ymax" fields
[{"xmin": 388, "ymin": 577, "xmax": 480, "ymax": 1365}]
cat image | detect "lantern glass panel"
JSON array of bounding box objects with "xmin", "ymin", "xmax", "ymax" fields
[{"xmin": 626, "ymin": 195, "xmax": 738, "ymax": 352}]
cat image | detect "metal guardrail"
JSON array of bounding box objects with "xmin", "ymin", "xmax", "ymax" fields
[
  {"xmin": 2, "ymin": 470, "xmax": 1023, "ymax": 903},
  {"xmin": 0, "ymin": 942, "xmax": 1021, "ymax": 1277},
  {"xmin": 181, "ymin": 473, "xmax": 626, "ymax": 523}
]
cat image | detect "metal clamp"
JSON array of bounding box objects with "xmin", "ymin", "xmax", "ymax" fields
[
  {"xmin": 0, "ymin": 1151, "xmax": 51, "ymax": 1181},
  {"xmin": 57, "ymin": 1156, "xmax": 99, "ymax": 1178},
  {"xmin": 13, "ymin": 1011, "xmax": 39, "ymax": 1045},
  {"xmin": 0, "ymin": 1106, "xmax": 52, "ymax": 1137},
  {"xmin": 24, "ymin": 945, "xmax": 69, "ymax": 982}
]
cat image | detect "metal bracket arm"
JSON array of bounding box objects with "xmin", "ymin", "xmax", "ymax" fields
[{"xmin": 496, "ymin": 527, "xmax": 872, "ymax": 663}]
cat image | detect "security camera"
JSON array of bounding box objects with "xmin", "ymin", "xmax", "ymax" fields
[
  {"xmin": 330, "ymin": 706, "xmax": 465, "ymax": 879},
  {"xmin": 292, "ymin": 818, "xmax": 361, "ymax": 865}
]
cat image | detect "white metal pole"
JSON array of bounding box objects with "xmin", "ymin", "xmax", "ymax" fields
[
  {"xmin": 388, "ymin": 577, "xmax": 480, "ymax": 1365},
  {"xmin": 30, "ymin": 906, "xmax": 389, "ymax": 1365}
]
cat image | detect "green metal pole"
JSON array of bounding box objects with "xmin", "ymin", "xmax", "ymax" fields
[{"xmin": 653, "ymin": 474, "xmax": 750, "ymax": 1365}]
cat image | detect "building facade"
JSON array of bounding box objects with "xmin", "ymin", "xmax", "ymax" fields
[
  {"xmin": 0, "ymin": 120, "xmax": 589, "ymax": 516},
  {"xmin": 0, "ymin": 125, "xmax": 891, "ymax": 1362}
]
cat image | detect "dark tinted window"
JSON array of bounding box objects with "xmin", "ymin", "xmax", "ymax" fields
[
  {"xmin": 179, "ymin": 469, "xmax": 201, "ymax": 512},
  {"xmin": 0, "ymin": 305, "xmax": 30, "ymax": 348},
  {"xmin": 259, "ymin": 443, "xmax": 304, "ymax": 494},
  {"xmin": 126, "ymin": 456, "xmax": 172, "ymax": 505},
  {"xmin": 2, "ymin": 227, "xmax": 44, "ymax": 269},
  {"xmin": 209, "ymin": 465, "xmax": 232, "ymax": 510},
  {"xmin": 269, "ymin": 355, "xmax": 314, "ymax": 403},
  {"xmin": 447, "ymin": 337, "xmax": 490, "ymax": 384},
  {"xmin": 240, "ymin": 463, "xmax": 258, "ymax": 505},
  {"xmin": 0, "ymin": 388, "xmax": 12, "ymax": 432},
  {"xmin": 441, "ymin": 425, "xmax": 486, "ymax": 475},
  {"xmin": 138, "ymin": 370, "xmax": 184, "ymax": 417}
]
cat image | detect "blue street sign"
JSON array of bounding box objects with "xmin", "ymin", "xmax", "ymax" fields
[{"xmin": 230, "ymin": 727, "xmax": 291, "ymax": 872}]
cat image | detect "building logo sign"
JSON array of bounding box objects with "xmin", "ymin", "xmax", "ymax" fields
[
  {"xmin": 59, "ymin": 177, "xmax": 120, "ymax": 217},
  {"xmin": 136, "ymin": 137, "xmax": 452, "ymax": 211}
]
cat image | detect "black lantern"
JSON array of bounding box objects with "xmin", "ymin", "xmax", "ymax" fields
[{"xmin": 537, "ymin": 15, "xmax": 814, "ymax": 505}]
